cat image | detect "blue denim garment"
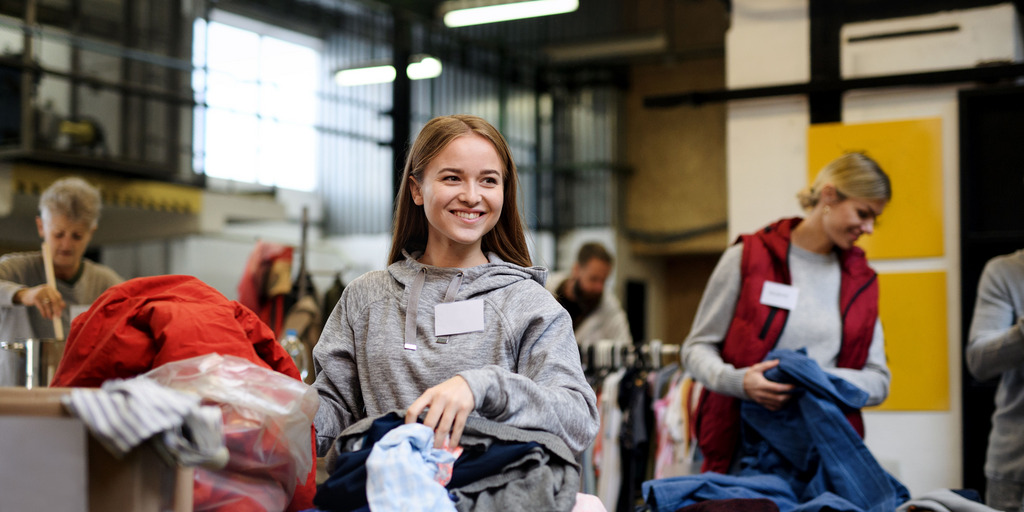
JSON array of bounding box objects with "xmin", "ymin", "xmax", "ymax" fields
[
  {"xmin": 642, "ymin": 349, "xmax": 909, "ymax": 512},
  {"xmin": 641, "ymin": 472, "xmax": 863, "ymax": 512},
  {"xmin": 737, "ymin": 348, "xmax": 909, "ymax": 512}
]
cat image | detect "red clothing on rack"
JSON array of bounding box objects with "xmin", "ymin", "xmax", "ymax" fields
[{"xmin": 238, "ymin": 240, "xmax": 294, "ymax": 338}]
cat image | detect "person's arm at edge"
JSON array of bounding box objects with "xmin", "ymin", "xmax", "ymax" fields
[
  {"xmin": 680, "ymin": 243, "xmax": 748, "ymax": 399},
  {"xmin": 966, "ymin": 257, "xmax": 1024, "ymax": 382}
]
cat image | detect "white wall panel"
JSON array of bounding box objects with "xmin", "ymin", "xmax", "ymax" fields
[
  {"xmin": 842, "ymin": 3, "xmax": 1023, "ymax": 79},
  {"xmin": 726, "ymin": 96, "xmax": 808, "ymax": 239},
  {"xmin": 726, "ymin": 0, "xmax": 808, "ymax": 88}
]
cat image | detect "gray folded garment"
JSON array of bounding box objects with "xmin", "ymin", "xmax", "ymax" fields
[
  {"xmin": 63, "ymin": 376, "xmax": 228, "ymax": 469},
  {"xmin": 895, "ymin": 489, "xmax": 1002, "ymax": 512}
]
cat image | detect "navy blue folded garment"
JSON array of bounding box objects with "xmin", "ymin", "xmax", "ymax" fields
[
  {"xmin": 314, "ymin": 412, "xmax": 542, "ymax": 512},
  {"xmin": 448, "ymin": 440, "xmax": 541, "ymax": 488},
  {"xmin": 313, "ymin": 413, "xmax": 405, "ymax": 512}
]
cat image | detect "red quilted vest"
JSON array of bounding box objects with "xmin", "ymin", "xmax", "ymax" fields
[{"xmin": 695, "ymin": 217, "xmax": 878, "ymax": 473}]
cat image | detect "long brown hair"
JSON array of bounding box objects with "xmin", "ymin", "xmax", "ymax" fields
[{"xmin": 388, "ymin": 114, "xmax": 532, "ymax": 267}]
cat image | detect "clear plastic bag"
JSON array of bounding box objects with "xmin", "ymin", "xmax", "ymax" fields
[{"xmin": 143, "ymin": 353, "xmax": 319, "ymax": 512}]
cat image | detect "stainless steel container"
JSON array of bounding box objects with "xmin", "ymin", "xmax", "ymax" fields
[{"xmin": 0, "ymin": 338, "xmax": 65, "ymax": 388}]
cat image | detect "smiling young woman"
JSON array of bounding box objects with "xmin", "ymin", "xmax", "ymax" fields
[
  {"xmin": 311, "ymin": 115, "xmax": 599, "ymax": 466},
  {"xmin": 408, "ymin": 131, "xmax": 505, "ymax": 268}
]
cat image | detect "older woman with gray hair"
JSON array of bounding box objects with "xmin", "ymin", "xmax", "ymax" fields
[{"xmin": 0, "ymin": 176, "xmax": 123, "ymax": 384}]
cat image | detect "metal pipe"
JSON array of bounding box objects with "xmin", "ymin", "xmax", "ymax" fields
[
  {"xmin": 0, "ymin": 15, "xmax": 193, "ymax": 71},
  {"xmin": 644, "ymin": 63, "xmax": 1024, "ymax": 109},
  {"xmin": 0, "ymin": 56, "xmax": 194, "ymax": 106},
  {"xmin": 625, "ymin": 221, "xmax": 729, "ymax": 244},
  {"xmin": 20, "ymin": 0, "xmax": 37, "ymax": 152}
]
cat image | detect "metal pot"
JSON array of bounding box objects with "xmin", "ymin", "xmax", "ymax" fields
[{"xmin": 0, "ymin": 338, "xmax": 66, "ymax": 388}]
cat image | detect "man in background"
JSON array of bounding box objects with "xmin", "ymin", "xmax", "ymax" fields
[{"xmin": 547, "ymin": 242, "xmax": 632, "ymax": 350}]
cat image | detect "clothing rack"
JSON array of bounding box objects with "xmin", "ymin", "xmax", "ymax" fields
[
  {"xmin": 639, "ymin": 339, "xmax": 684, "ymax": 371},
  {"xmin": 291, "ymin": 207, "xmax": 348, "ymax": 296},
  {"xmin": 582, "ymin": 339, "xmax": 683, "ymax": 373},
  {"xmin": 583, "ymin": 339, "xmax": 635, "ymax": 373}
]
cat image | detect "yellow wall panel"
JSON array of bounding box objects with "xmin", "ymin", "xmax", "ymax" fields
[
  {"xmin": 871, "ymin": 271, "xmax": 949, "ymax": 411},
  {"xmin": 808, "ymin": 118, "xmax": 943, "ymax": 259}
]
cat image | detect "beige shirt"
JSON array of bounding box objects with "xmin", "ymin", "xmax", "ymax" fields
[{"xmin": 0, "ymin": 251, "xmax": 123, "ymax": 385}]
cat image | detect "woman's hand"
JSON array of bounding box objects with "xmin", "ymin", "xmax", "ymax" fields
[
  {"xmin": 743, "ymin": 359, "xmax": 795, "ymax": 411},
  {"xmin": 406, "ymin": 376, "xmax": 475, "ymax": 449},
  {"xmin": 15, "ymin": 284, "xmax": 65, "ymax": 320}
]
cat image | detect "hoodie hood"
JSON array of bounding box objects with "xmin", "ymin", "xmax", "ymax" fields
[
  {"xmin": 388, "ymin": 250, "xmax": 547, "ymax": 297},
  {"xmin": 389, "ymin": 250, "xmax": 549, "ymax": 353}
]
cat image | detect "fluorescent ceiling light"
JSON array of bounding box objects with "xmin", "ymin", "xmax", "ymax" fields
[
  {"xmin": 408, "ymin": 56, "xmax": 443, "ymax": 80},
  {"xmin": 334, "ymin": 55, "xmax": 443, "ymax": 86},
  {"xmin": 440, "ymin": 0, "xmax": 579, "ymax": 28},
  {"xmin": 334, "ymin": 64, "xmax": 396, "ymax": 86}
]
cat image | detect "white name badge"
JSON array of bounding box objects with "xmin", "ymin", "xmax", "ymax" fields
[
  {"xmin": 435, "ymin": 299, "xmax": 485, "ymax": 337},
  {"xmin": 760, "ymin": 281, "xmax": 799, "ymax": 310}
]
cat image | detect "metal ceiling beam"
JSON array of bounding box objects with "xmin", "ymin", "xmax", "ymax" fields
[{"xmin": 643, "ymin": 62, "xmax": 1024, "ymax": 109}]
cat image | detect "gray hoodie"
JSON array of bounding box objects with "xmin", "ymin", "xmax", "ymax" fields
[{"xmin": 312, "ymin": 251, "xmax": 600, "ymax": 457}]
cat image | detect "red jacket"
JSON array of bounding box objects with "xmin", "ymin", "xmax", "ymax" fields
[
  {"xmin": 694, "ymin": 217, "xmax": 878, "ymax": 473},
  {"xmin": 52, "ymin": 274, "xmax": 316, "ymax": 512}
]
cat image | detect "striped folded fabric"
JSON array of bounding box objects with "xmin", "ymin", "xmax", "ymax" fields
[{"xmin": 63, "ymin": 376, "xmax": 228, "ymax": 468}]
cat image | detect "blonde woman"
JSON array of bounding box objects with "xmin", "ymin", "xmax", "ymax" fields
[{"xmin": 682, "ymin": 152, "xmax": 893, "ymax": 474}]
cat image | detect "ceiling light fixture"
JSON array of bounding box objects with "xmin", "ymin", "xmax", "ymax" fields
[
  {"xmin": 333, "ymin": 55, "xmax": 443, "ymax": 86},
  {"xmin": 439, "ymin": 0, "xmax": 579, "ymax": 28}
]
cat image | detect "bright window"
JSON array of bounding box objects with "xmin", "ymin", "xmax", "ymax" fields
[{"xmin": 193, "ymin": 13, "xmax": 320, "ymax": 191}]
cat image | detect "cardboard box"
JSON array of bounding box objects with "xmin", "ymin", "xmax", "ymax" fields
[{"xmin": 0, "ymin": 387, "xmax": 193, "ymax": 512}]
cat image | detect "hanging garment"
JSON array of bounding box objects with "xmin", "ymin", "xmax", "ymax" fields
[
  {"xmin": 238, "ymin": 240, "xmax": 294, "ymax": 338},
  {"xmin": 617, "ymin": 366, "xmax": 652, "ymax": 512},
  {"xmin": 596, "ymin": 368, "xmax": 626, "ymax": 509}
]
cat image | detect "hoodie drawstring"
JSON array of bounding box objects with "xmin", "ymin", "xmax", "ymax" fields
[{"xmin": 404, "ymin": 269, "xmax": 464, "ymax": 350}]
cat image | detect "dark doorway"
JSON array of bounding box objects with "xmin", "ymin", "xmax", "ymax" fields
[
  {"xmin": 959, "ymin": 84, "xmax": 1024, "ymax": 494},
  {"xmin": 626, "ymin": 279, "xmax": 646, "ymax": 348}
]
